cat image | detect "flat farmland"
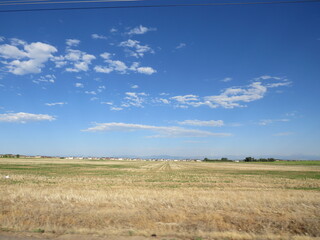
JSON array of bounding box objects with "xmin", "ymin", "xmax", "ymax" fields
[{"xmin": 0, "ymin": 159, "xmax": 319, "ymax": 240}]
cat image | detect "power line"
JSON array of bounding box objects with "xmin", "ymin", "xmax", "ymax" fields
[
  {"xmin": 0, "ymin": 0, "xmax": 139, "ymax": 6},
  {"xmin": 0, "ymin": 0, "xmax": 319, "ymax": 13}
]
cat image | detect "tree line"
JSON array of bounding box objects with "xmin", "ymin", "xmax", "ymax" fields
[{"xmin": 203, "ymin": 157, "xmax": 276, "ymax": 162}]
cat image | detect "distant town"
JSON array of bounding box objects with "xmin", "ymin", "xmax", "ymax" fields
[{"xmin": 1, "ymin": 154, "xmax": 315, "ymax": 162}]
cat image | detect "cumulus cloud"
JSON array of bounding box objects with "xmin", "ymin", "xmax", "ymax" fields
[
  {"xmin": 127, "ymin": 25, "xmax": 156, "ymax": 35},
  {"xmin": 178, "ymin": 120, "xmax": 224, "ymax": 127},
  {"xmin": 119, "ymin": 39, "xmax": 154, "ymax": 58},
  {"xmin": 45, "ymin": 102, "xmax": 67, "ymax": 106},
  {"xmin": 66, "ymin": 39, "xmax": 80, "ymax": 47},
  {"xmin": 52, "ymin": 49, "xmax": 96, "ymax": 72},
  {"xmin": 82, "ymin": 122, "xmax": 231, "ymax": 138},
  {"xmin": 94, "ymin": 57, "xmax": 156, "ymax": 75},
  {"xmin": 131, "ymin": 85, "xmax": 139, "ymax": 89},
  {"xmin": 0, "ymin": 112, "xmax": 55, "ymax": 123},
  {"xmin": 0, "ymin": 40, "xmax": 57, "ymax": 75},
  {"xmin": 135, "ymin": 66, "xmax": 156, "ymax": 75},
  {"xmin": 91, "ymin": 34, "xmax": 108, "ymax": 40}
]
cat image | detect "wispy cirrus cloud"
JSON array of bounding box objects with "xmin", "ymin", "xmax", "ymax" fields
[
  {"xmin": 221, "ymin": 77, "xmax": 232, "ymax": 82},
  {"xmin": 82, "ymin": 122, "xmax": 231, "ymax": 138},
  {"xmin": 170, "ymin": 76, "xmax": 291, "ymax": 109},
  {"xmin": 122, "ymin": 92, "xmax": 147, "ymax": 108},
  {"xmin": 45, "ymin": 102, "xmax": 67, "ymax": 106},
  {"xmin": 33, "ymin": 74, "xmax": 56, "ymax": 84},
  {"xmin": 258, "ymin": 118, "xmax": 290, "ymax": 126},
  {"xmin": 178, "ymin": 120, "xmax": 224, "ymax": 127},
  {"xmin": 0, "ymin": 112, "xmax": 55, "ymax": 123},
  {"xmin": 273, "ymin": 132, "xmax": 294, "ymax": 136},
  {"xmin": 175, "ymin": 43, "xmax": 186, "ymax": 49},
  {"xmin": 85, "ymin": 91, "xmax": 97, "ymax": 95},
  {"xmin": 91, "ymin": 34, "xmax": 107, "ymax": 40}
]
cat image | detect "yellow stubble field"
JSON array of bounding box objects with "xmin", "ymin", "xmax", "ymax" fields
[{"xmin": 0, "ymin": 158, "xmax": 319, "ymax": 240}]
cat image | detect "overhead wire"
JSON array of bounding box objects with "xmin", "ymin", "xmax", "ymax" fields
[
  {"xmin": 0, "ymin": 0, "xmax": 140, "ymax": 6},
  {"xmin": 0, "ymin": 0, "xmax": 319, "ymax": 13}
]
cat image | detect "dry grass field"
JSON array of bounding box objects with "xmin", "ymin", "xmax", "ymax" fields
[{"xmin": 0, "ymin": 158, "xmax": 319, "ymax": 240}]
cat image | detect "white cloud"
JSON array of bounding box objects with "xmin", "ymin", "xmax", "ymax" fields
[
  {"xmin": 0, "ymin": 40, "xmax": 57, "ymax": 75},
  {"xmin": 127, "ymin": 25, "xmax": 156, "ymax": 35},
  {"xmin": 171, "ymin": 94, "xmax": 202, "ymax": 108},
  {"xmin": 119, "ymin": 39, "xmax": 154, "ymax": 58},
  {"xmin": 45, "ymin": 102, "xmax": 67, "ymax": 106},
  {"xmin": 100, "ymin": 52, "xmax": 112, "ymax": 59},
  {"xmin": 131, "ymin": 85, "xmax": 139, "ymax": 89},
  {"xmin": 75, "ymin": 83, "xmax": 84, "ymax": 88},
  {"xmin": 51, "ymin": 55, "xmax": 67, "ymax": 68},
  {"xmin": 255, "ymin": 75, "xmax": 282, "ymax": 80},
  {"xmin": 221, "ymin": 77, "xmax": 232, "ymax": 82},
  {"xmin": 62, "ymin": 49, "xmax": 96, "ymax": 72},
  {"xmin": 101, "ymin": 101, "xmax": 113, "ymax": 105},
  {"xmin": 94, "ymin": 65, "xmax": 113, "ymax": 73},
  {"xmin": 33, "ymin": 74, "xmax": 56, "ymax": 84},
  {"xmin": 135, "ymin": 66, "xmax": 157, "ymax": 75},
  {"xmin": 110, "ymin": 28, "xmax": 117, "ymax": 33},
  {"xmin": 258, "ymin": 119, "xmax": 290, "ymax": 126},
  {"xmin": 66, "ymin": 39, "xmax": 80, "ymax": 47},
  {"xmin": 82, "ymin": 122, "xmax": 231, "ymax": 138},
  {"xmin": 90, "ymin": 97, "xmax": 98, "ymax": 101},
  {"xmin": 0, "ymin": 112, "xmax": 55, "ymax": 123},
  {"xmin": 85, "ymin": 91, "xmax": 97, "ymax": 95},
  {"xmin": 0, "ymin": 44, "xmax": 26, "ymax": 59},
  {"xmin": 153, "ymin": 98, "xmax": 170, "ymax": 104},
  {"xmin": 203, "ymin": 82, "xmax": 268, "ymax": 108},
  {"xmin": 91, "ymin": 34, "xmax": 107, "ymax": 40},
  {"xmin": 95, "ymin": 59, "xmax": 156, "ymax": 75},
  {"xmin": 110, "ymin": 107, "xmax": 123, "ymax": 111},
  {"xmin": 97, "ymin": 85, "xmax": 106, "ymax": 92},
  {"xmin": 178, "ymin": 120, "xmax": 224, "ymax": 127},
  {"xmin": 273, "ymin": 132, "xmax": 294, "ymax": 136},
  {"xmin": 122, "ymin": 92, "xmax": 147, "ymax": 108},
  {"xmin": 0, "ymin": 36, "xmax": 5, "ymax": 42},
  {"xmin": 170, "ymin": 76, "xmax": 290, "ymax": 109},
  {"xmin": 176, "ymin": 43, "xmax": 186, "ymax": 49},
  {"xmin": 10, "ymin": 38, "xmax": 26, "ymax": 46}
]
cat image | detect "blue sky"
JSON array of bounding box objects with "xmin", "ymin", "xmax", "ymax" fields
[{"xmin": 0, "ymin": 1, "xmax": 320, "ymax": 159}]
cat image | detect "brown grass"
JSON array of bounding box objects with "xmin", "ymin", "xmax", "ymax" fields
[{"xmin": 0, "ymin": 159, "xmax": 320, "ymax": 239}]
